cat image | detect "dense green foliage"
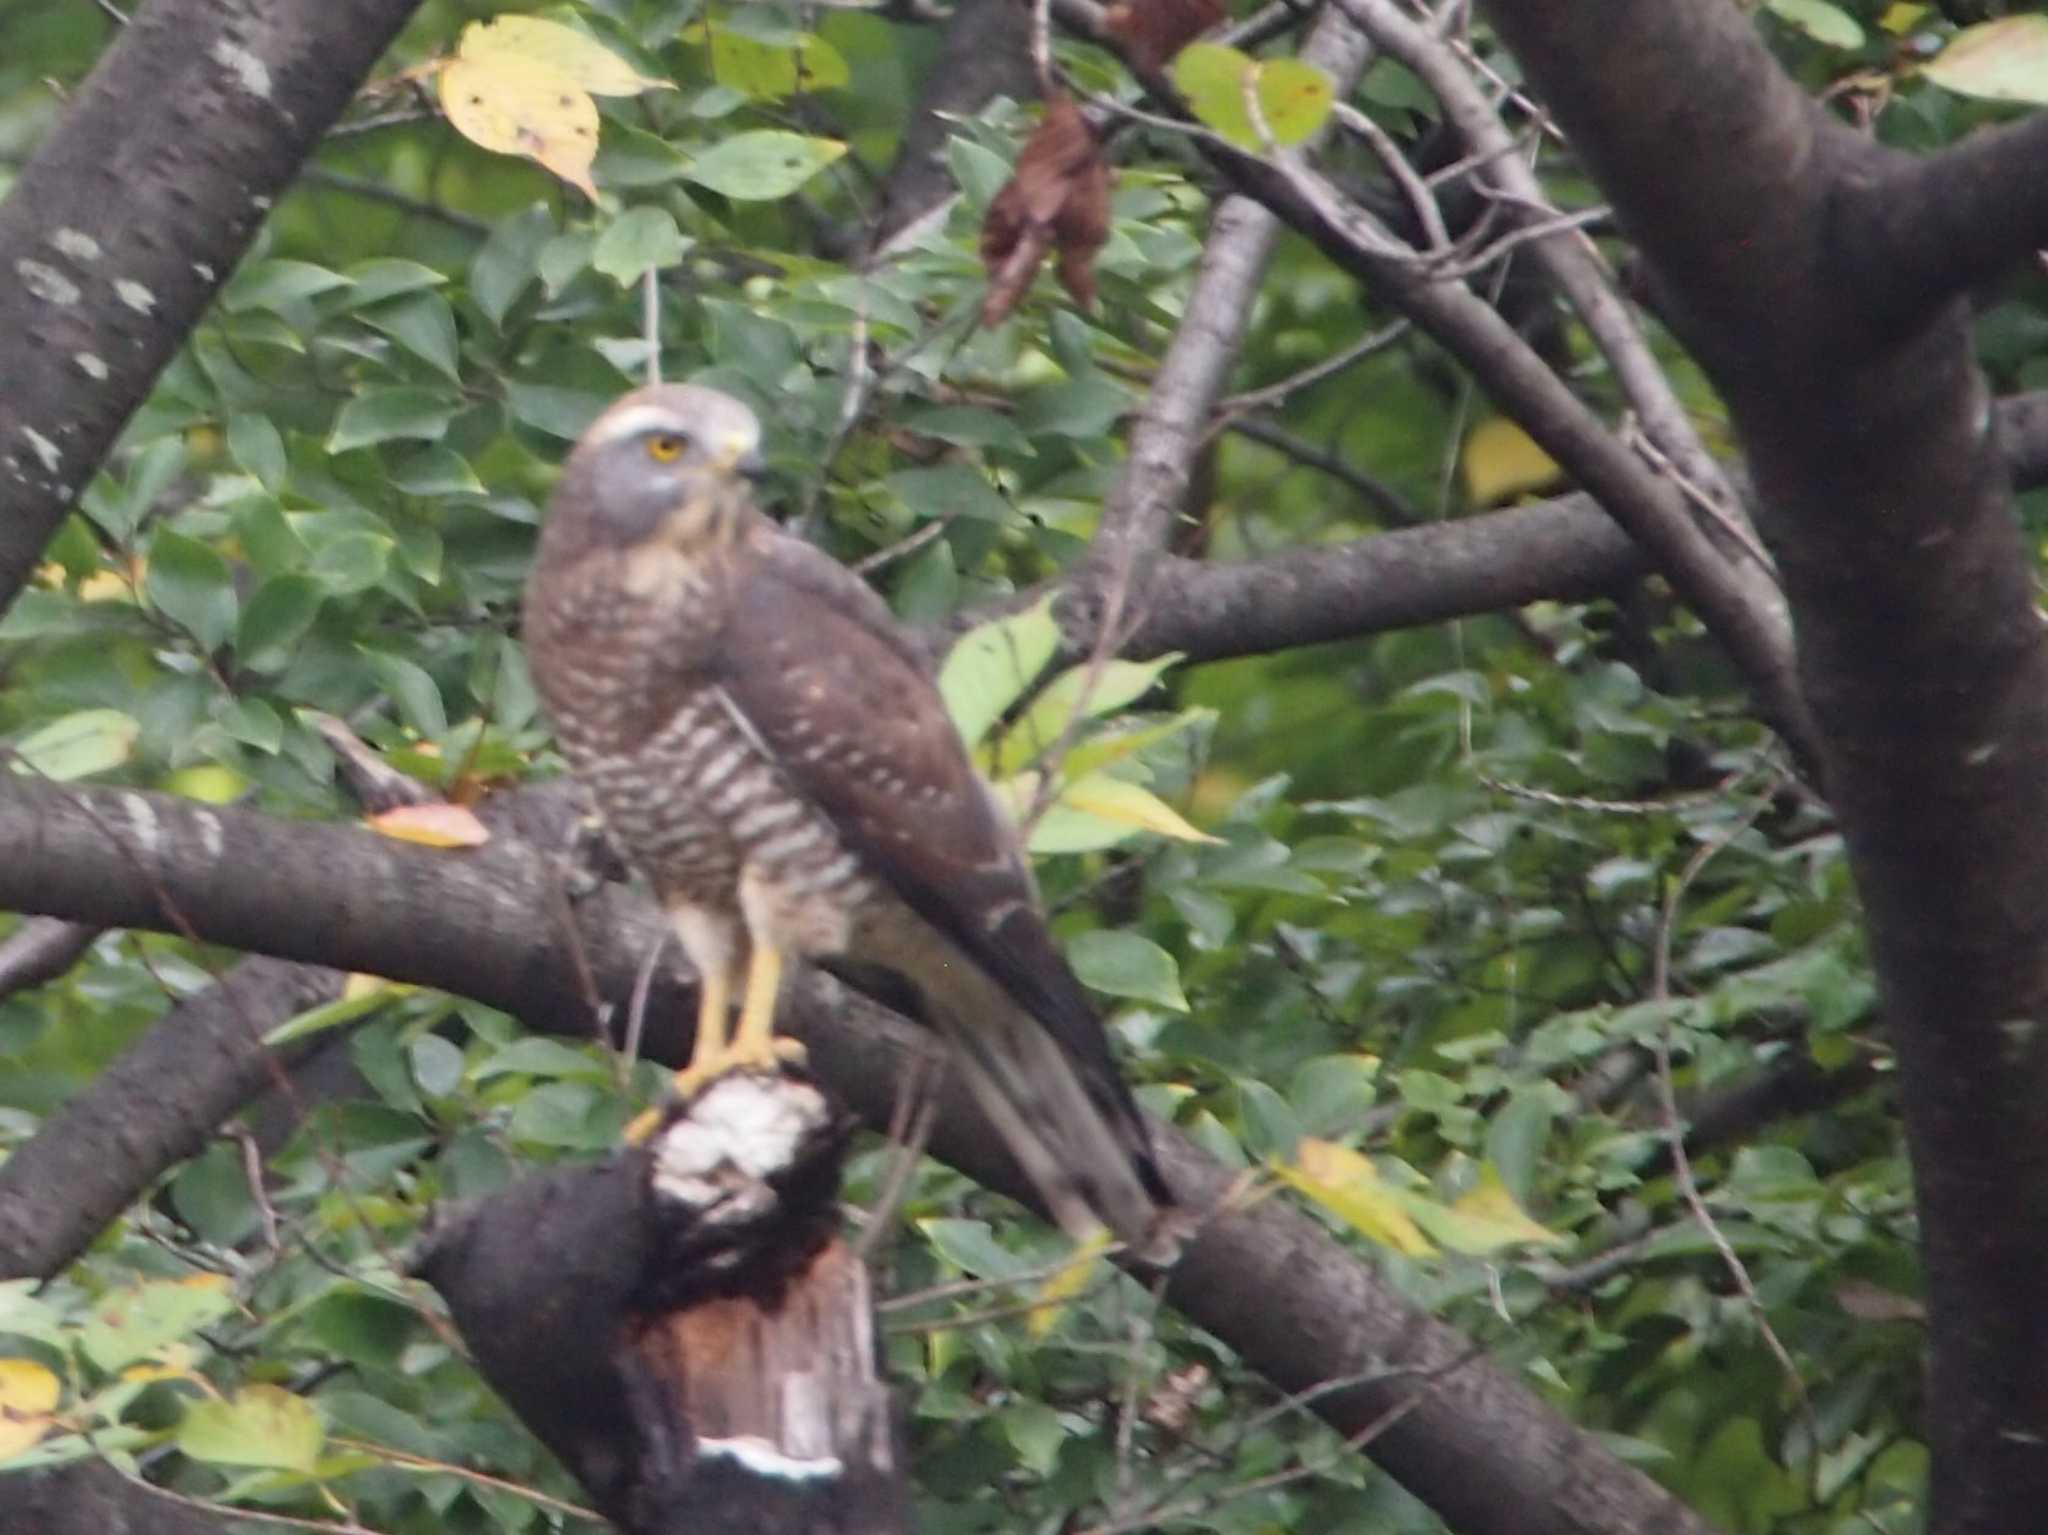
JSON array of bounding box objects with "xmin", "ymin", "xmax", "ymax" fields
[{"xmin": 2, "ymin": 1, "xmax": 2041, "ymax": 1531}]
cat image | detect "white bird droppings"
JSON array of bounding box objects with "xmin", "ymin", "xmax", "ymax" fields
[
  {"xmin": 50, "ymin": 228, "xmax": 101, "ymax": 262},
  {"xmin": 19, "ymin": 428, "xmax": 61, "ymax": 475},
  {"xmin": 16, "ymin": 259, "xmax": 80, "ymax": 306},
  {"xmin": 211, "ymin": 40, "xmax": 272, "ymax": 98},
  {"xmin": 122, "ymin": 793, "xmax": 162, "ymax": 859}
]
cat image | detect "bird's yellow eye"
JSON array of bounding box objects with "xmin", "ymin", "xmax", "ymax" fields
[{"xmin": 646, "ymin": 433, "xmax": 685, "ymax": 463}]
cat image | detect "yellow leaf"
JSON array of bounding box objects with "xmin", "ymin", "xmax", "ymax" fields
[
  {"xmin": 1059, "ymin": 772, "xmax": 1222, "ymax": 843},
  {"xmin": 341, "ymin": 973, "xmax": 415, "ymax": 1002},
  {"xmin": 1461, "ymin": 416, "xmax": 1562, "ymax": 506},
  {"xmin": 367, "ymin": 802, "xmax": 492, "ymax": 848},
  {"xmin": 0, "ymin": 1359, "xmax": 60, "ymax": 1460},
  {"xmin": 162, "ymin": 765, "xmax": 250, "ymax": 805},
  {"xmin": 439, "ymin": 54, "xmax": 600, "ymax": 199},
  {"xmin": 1028, "ymin": 1229, "xmax": 1110, "ymax": 1338},
  {"xmin": 457, "ymin": 16, "xmax": 670, "ymax": 96},
  {"xmin": 1438, "ymin": 1163, "xmax": 1566, "ymax": 1252},
  {"xmin": 1274, "ymin": 1140, "xmax": 1436, "ymax": 1257},
  {"xmin": 1878, "ymin": 2, "xmax": 1927, "ymax": 33}
]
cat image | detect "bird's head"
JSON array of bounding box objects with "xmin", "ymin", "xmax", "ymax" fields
[{"xmin": 547, "ymin": 383, "xmax": 767, "ymax": 559}]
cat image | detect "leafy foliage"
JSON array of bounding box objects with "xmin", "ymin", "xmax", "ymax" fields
[{"xmin": 1, "ymin": 1, "xmax": 2033, "ymax": 1532}]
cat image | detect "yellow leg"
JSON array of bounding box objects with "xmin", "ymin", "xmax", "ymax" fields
[
  {"xmin": 623, "ymin": 966, "xmax": 735, "ymax": 1143},
  {"xmin": 731, "ymin": 943, "xmax": 805, "ymax": 1072}
]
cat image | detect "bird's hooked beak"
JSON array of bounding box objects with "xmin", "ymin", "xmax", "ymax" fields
[{"xmin": 714, "ymin": 431, "xmax": 767, "ymax": 483}]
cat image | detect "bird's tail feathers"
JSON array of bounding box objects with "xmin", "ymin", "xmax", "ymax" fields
[{"xmin": 934, "ymin": 995, "xmax": 1181, "ymax": 1265}]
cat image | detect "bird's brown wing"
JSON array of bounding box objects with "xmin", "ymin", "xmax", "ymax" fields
[{"xmin": 708, "ymin": 533, "xmax": 1167, "ymax": 1191}]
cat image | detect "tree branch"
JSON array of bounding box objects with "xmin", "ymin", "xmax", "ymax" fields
[
  {"xmin": 1480, "ymin": 1, "xmax": 2048, "ymax": 1526},
  {"xmin": 1078, "ymin": 10, "xmax": 1375, "ymax": 603},
  {"xmin": 0, "ymin": 774, "xmax": 1725, "ymax": 1535},
  {"xmin": 1857, "ymin": 111, "xmax": 2048, "ymax": 330},
  {"xmin": 0, "ymin": 0, "xmax": 423, "ymax": 617},
  {"xmin": 0, "ymin": 957, "xmax": 341, "ymax": 1280},
  {"xmin": 1125, "ymin": 494, "xmax": 1642, "ymax": 661}
]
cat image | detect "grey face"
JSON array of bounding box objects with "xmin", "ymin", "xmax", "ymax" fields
[{"xmin": 556, "ymin": 384, "xmax": 764, "ymax": 547}]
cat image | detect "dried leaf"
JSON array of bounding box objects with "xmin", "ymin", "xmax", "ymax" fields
[
  {"xmin": 0, "ymin": 1359, "xmax": 60, "ymax": 1460},
  {"xmin": 457, "ymin": 17, "xmax": 670, "ymax": 96},
  {"xmin": 439, "ymin": 52, "xmax": 601, "ymax": 199},
  {"xmin": 1275, "ymin": 1139, "xmax": 1436, "ymax": 1256},
  {"xmin": 1104, "ymin": 0, "xmax": 1225, "ymax": 72},
  {"xmin": 1834, "ymin": 1280, "xmax": 1926, "ymax": 1325},
  {"xmin": 368, "ymin": 802, "xmax": 492, "ymax": 849},
  {"xmin": 979, "ymin": 96, "xmax": 1113, "ymax": 327}
]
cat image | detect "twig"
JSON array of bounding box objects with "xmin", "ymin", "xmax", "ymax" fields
[
  {"xmin": 1648, "ymin": 774, "xmax": 1822, "ymax": 1491},
  {"xmin": 1217, "ymin": 318, "xmax": 1410, "ymax": 415}
]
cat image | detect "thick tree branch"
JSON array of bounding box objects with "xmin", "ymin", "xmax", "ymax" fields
[
  {"xmin": 1331, "ymin": 0, "xmax": 1765, "ymax": 570},
  {"xmin": 0, "ymin": 957, "xmax": 341, "ymax": 1280},
  {"xmin": 0, "ymin": 0, "xmax": 422, "ymax": 617},
  {"xmin": 1481, "ymin": 3, "xmax": 2048, "ymax": 1528},
  {"xmin": 0, "ymin": 775, "xmax": 1723, "ymax": 1535},
  {"xmin": 1125, "ymin": 495, "xmax": 1642, "ymax": 661},
  {"xmin": 866, "ymin": 0, "xmax": 1036, "ymax": 253},
  {"xmin": 1106, "ymin": 49, "xmax": 1822, "ymax": 770},
  {"xmin": 1858, "ymin": 111, "xmax": 2048, "ymax": 328},
  {"xmin": 0, "ymin": 917, "xmax": 99, "ymax": 999}
]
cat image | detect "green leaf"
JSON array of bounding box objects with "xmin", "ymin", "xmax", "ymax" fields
[
  {"xmin": 224, "ymin": 259, "xmax": 350, "ymax": 314},
  {"xmin": 1923, "ymin": 16, "xmax": 2048, "ymax": 103},
  {"xmin": 363, "ymin": 650, "xmax": 448, "ymax": 739},
  {"xmin": 1068, "ymin": 929, "xmax": 1189, "ymax": 1011},
  {"xmin": 593, "ymin": 125, "xmax": 692, "ymax": 186},
  {"xmin": 79, "ymin": 1277, "xmax": 236, "ymax": 1371},
  {"xmin": 917, "ymin": 1218, "xmax": 1029, "ymax": 1278},
  {"xmin": 236, "ymin": 574, "xmax": 324, "ymax": 671},
  {"xmin": 177, "ymin": 1385, "xmax": 324, "ymax": 1473},
  {"xmin": 1765, "ymin": 0, "xmax": 1865, "ymax": 48},
  {"xmin": 226, "ymin": 413, "xmax": 288, "ymax": 491},
  {"xmin": 301, "ymin": 1292, "xmax": 416, "ymax": 1372},
  {"xmin": 592, "ymin": 206, "xmax": 691, "ymax": 286},
  {"xmin": 1003, "ymin": 1401, "xmax": 1064, "ymax": 1477},
  {"xmin": 993, "ymin": 654, "xmax": 1181, "ymax": 775},
  {"xmin": 938, "ymin": 595, "xmax": 1060, "ymax": 746},
  {"xmin": 504, "ymin": 381, "xmax": 608, "ymax": 440},
  {"xmin": 308, "ymin": 532, "xmax": 393, "ymax": 596},
  {"xmin": 1173, "ymin": 45, "xmax": 1335, "ymax": 149},
  {"xmin": 469, "ymin": 203, "xmax": 554, "ymax": 329},
  {"xmin": 328, "ymin": 388, "xmax": 459, "ymax": 453},
  {"xmin": 886, "ymin": 464, "xmax": 1013, "ymax": 525},
  {"xmin": 388, "ymin": 445, "xmax": 485, "ymax": 497},
  {"xmin": 147, "ymin": 529, "xmax": 236, "ymax": 651},
  {"xmin": 360, "ymin": 292, "xmax": 462, "ymax": 381},
  {"xmin": 342, "ymin": 257, "xmax": 447, "ymax": 307},
  {"xmin": 11, "ymin": 709, "xmax": 140, "ymax": 781},
  {"xmin": 685, "ymin": 130, "xmax": 847, "ymax": 200},
  {"xmin": 1252, "ymin": 58, "xmax": 1337, "ymax": 144},
  {"xmin": 410, "ymin": 1033, "xmax": 466, "ymax": 1097}
]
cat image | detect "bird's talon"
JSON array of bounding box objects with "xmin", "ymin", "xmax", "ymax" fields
[{"xmin": 621, "ymin": 1036, "xmax": 806, "ymax": 1144}]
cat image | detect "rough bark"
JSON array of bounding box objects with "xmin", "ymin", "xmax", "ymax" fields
[
  {"xmin": 0, "ymin": 0, "xmax": 423, "ymax": 614},
  {"xmin": 1480, "ymin": 3, "xmax": 2048, "ymax": 1530},
  {"xmin": 418, "ymin": 1077, "xmax": 905, "ymax": 1535}
]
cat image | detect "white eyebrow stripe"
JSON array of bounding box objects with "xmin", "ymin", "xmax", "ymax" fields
[{"xmin": 588, "ymin": 403, "xmax": 684, "ymax": 445}]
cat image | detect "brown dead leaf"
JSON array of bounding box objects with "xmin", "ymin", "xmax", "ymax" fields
[
  {"xmin": 367, "ymin": 802, "xmax": 492, "ymax": 849},
  {"xmin": 1104, "ymin": 0, "xmax": 1226, "ymax": 73},
  {"xmin": 979, "ymin": 96, "xmax": 1113, "ymax": 327}
]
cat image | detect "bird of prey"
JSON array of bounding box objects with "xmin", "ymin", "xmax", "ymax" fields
[{"xmin": 523, "ymin": 383, "xmax": 1178, "ymax": 1260}]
